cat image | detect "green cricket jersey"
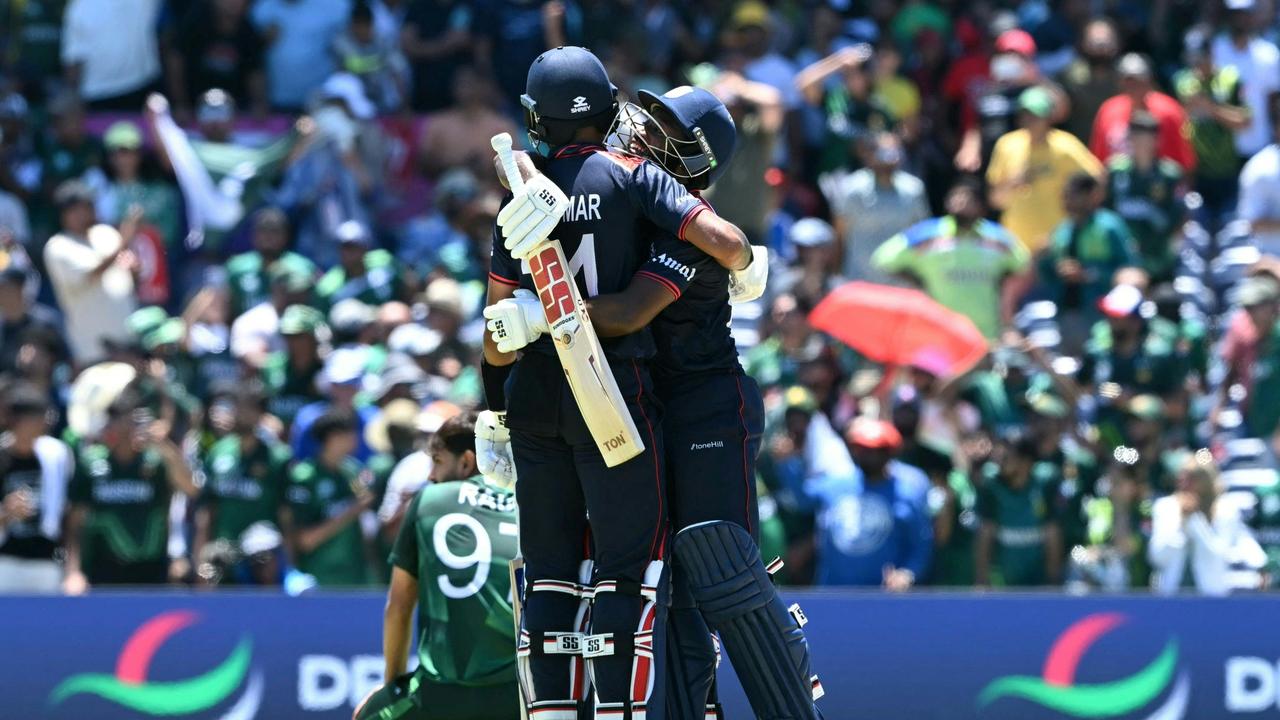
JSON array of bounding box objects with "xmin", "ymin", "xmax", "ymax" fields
[
  {"xmin": 200, "ymin": 434, "xmax": 293, "ymax": 543},
  {"xmin": 872, "ymin": 216, "xmax": 1029, "ymax": 339},
  {"xmin": 69, "ymin": 445, "xmax": 171, "ymax": 568},
  {"xmin": 1105, "ymin": 155, "xmax": 1184, "ymax": 280},
  {"xmin": 390, "ymin": 477, "xmax": 519, "ymax": 687},
  {"xmin": 977, "ymin": 463, "xmax": 1056, "ymax": 587},
  {"xmin": 316, "ymin": 250, "xmax": 401, "ymax": 310},
  {"xmin": 227, "ymin": 250, "xmax": 317, "ymax": 317},
  {"xmin": 1037, "ymin": 209, "xmax": 1138, "ymax": 313},
  {"xmin": 929, "ymin": 470, "xmax": 979, "ymax": 586},
  {"xmin": 1173, "ymin": 66, "xmax": 1247, "ymax": 181},
  {"xmin": 261, "ymin": 352, "xmax": 323, "ymax": 428},
  {"xmin": 1246, "ymin": 322, "xmax": 1280, "ymax": 438},
  {"xmin": 190, "ymin": 132, "xmax": 299, "ymax": 253},
  {"xmin": 287, "ymin": 459, "xmax": 373, "ymax": 586}
]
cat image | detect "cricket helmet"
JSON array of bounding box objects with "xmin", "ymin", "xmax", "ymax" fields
[
  {"xmin": 522, "ymin": 46, "xmax": 618, "ymax": 155},
  {"xmin": 612, "ymin": 85, "xmax": 736, "ymax": 190}
]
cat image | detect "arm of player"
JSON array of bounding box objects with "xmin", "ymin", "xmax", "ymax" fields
[
  {"xmin": 587, "ymin": 281, "xmax": 678, "ymax": 337},
  {"xmin": 383, "ymin": 567, "xmax": 419, "ymax": 681},
  {"xmin": 484, "ymin": 278, "xmax": 520, "ymax": 367},
  {"xmin": 63, "ymin": 504, "xmax": 89, "ymax": 595},
  {"xmin": 683, "ymin": 209, "xmax": 753, "ymax": 271}
]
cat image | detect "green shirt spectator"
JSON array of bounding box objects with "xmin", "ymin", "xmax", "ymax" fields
[
  {"xmin": 1245, "ymin": 322, "xmax": 1280, "ymax": 439},
  {"xmin": 1105, "ymin": 152, "xmax": 1184, "ymax": 281},
  {"xmin": 872, "ymin": 206, "xmax": 1029, "ymax": 339},
  {"xmin": 928, "ymin": 469, "xmax": 979, "ymax": 586},
  {"xmin": 198, "ymin": 432, "xmax": 292, "ymax": 545},
  {"xmin": 1247, "ymin": 472, "xmax": 1280, "ymax": 586},
  {"xmin": 99, "ymin": 121, "xmax": 183, "ymax": 250},
  {"xmin": 316, "ymin": 221, "xmax": 403, "ymax": 311},
  {"xmin": 975, "ymin": 438, "xmax": 1062, "ymax": 587},
  {"xmin": 262, "ymin": 305, "xmax": 326, "ymax": 428},
  {"xmin": 1173, "ymin": 62, "xmax": 1248, "ymax": 182},
  {"xmin": 1037, "ymin": 206, "xmax": 1138, "ymax": 318}
]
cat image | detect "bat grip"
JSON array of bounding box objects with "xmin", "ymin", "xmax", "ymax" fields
[{"xmin": 491, "ymin": 133, "xmax": 525, "ymax": 195}]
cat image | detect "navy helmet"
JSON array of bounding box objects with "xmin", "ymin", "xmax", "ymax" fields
[
  {"xmin": 613, "ymin": 85, "xmax": 736, "ymax": 190},
  {"xmin": 522, "ymin": 46, "xmax": 618, "ymax": 155}
]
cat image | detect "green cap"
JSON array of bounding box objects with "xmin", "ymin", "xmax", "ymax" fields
[
  {"xmin": 1126, "ymin": 394, "xmax": 1165, "ymax": 422},
  {"xmin": 1027, "ymin": 390, "xmax": 1069, "ymax": 419},
  {"xmin": 1018, "ymin": 86, "xmax": 1054, "ymax": 119},
  {"xmin": 783, "ymin": 385, "xmax": 817, "ymax": 413},
  {"xmin": 143, "ymin": 318, "xmax": 185, "ymax": 351},
  {"xmin": 127, "ymin": 306, "xmax": 170, "ymax": 339},
  {"xmin": 279, "ymin": 304, "xmax": 325, "ymax": 335},
  {"xmin": 104, "ymin": 120, "xmax": 143, "ymax": 151},
  {"xmin": 268, "ymin": 256, "xmax": 313, "ymax": 293}
]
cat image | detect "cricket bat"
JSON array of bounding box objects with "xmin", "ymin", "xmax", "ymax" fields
[{"xmin": 491, "ymin": 133, "xmax": 644, "ymax": 468}]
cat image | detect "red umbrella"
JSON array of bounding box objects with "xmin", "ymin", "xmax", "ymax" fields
[{"xmin": 808, "ymin": 282, "xmax": 989, "ymax": 378}]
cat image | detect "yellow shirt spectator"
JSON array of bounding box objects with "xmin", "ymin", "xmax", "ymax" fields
[{"xmin": 986, "ymin": 128, "xmax": 1104, "ymax": 253}]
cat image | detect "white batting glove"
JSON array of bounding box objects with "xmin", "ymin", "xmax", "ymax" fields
[
  {"xmin": 475, "ymin": 410, "xmax": 516, "ymax": 487},
  {"xmin": 496, "ymin": 172, "xmax": 569, "ymax": 260},
  {"xmin": 484, "ymin": 289, "xmax": 550, "ymax": 354},
  {"xmin": 728, "ymin": 245, "xmax": 769, "ymax": 304}
]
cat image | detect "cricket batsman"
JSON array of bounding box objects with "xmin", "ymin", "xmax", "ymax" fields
[
  {"xmin": 355, "ymin": 412, "xmax": 521, "ymax": 720},
  {"xmin": 486, "ymin": 87, "xmax": 820, "ymax": 719},
  {"xmin": 481, "ymin": 46, "xmax": 757, "ymax": 719}
]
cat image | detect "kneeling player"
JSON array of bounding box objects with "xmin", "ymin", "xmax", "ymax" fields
[{"xmin": 356, "ymin": 412, "xmax": 521, "ymax": 720}]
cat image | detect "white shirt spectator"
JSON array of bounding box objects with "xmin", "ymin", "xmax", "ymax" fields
[
  {"xmin": 1148, "ymin": 493, "xmax": 1266, "ymax": 596},
  {"xmin": 377, "ymin": 450, "xmax": 432, "ymax": 525},
  {"xmin": 1212, "ymin": 34, "xmax": 1280, "ymax": 156},
  {"xmin": 61, "ymin": 0, "xmax": 162, "ymax": 101},
  {"xmin": 822, "ymin": 168, "xmax": 930, "ymax": 283},
  {"xmin": 42, "ymin": 225, "xmax": 136, "ymax": 364},
  {"xmin": 1239, "ymin": 143, "xmax": 1280, "ymax": 254},
  {"xmin": 230, "ymin": 301, "xmax": 283, "ymax": 363}
]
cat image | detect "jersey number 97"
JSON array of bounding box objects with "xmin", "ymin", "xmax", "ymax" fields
[{"xmin": 433, "ymin": 513, "xmax": 518, "ymax": 600}]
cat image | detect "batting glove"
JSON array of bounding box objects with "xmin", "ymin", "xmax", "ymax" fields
[
  {"xmin": 497, "ymin": 172, "xmax": 570, "ymax": 260},
  {"xmin": 475, "ymin": 410, "xmax": 516, "ymax": 487},
  {"xmin": 728, "ymin": 245, "xmax": 769, "ymax": 304},
  {"xmin": 484, "ymin": 289, "xmax": 549, "ymax": 354}
]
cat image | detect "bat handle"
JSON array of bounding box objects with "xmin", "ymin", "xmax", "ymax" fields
[{"xmin": 491, "ymin": 133, "xmax": 525, "ymax": 195}]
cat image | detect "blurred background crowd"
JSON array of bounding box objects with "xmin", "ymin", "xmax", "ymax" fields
[{"xmin": 2, "ymin": 0, "xmax": 1280, "ymax": 596}]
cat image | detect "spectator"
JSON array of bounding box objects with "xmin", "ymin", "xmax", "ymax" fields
[
  {"xmin": 167, "ymin": 0, "xmax": 268, "ymax": 120},
  {"xmin": 418, "ymin": 65, "xmax": 519, "ymax": 181},
  {"xmin": 724, "ymin": 1, "xmax": 801, "ymax": 111},
  {"xmin": 0, "ymin": 0, "xmax": 65, "ymax": 101},
  {"xmin": 1056, "ymin": 19, "xmax": 1121, "ymax": 143},
  {"xmin": 97, "ymin": 121, "xmax": 182, "ymax": 255},
  {"xmin": 1149, "ymin": 453, "xmax": 1265, "ymax": 595},
  {"xmin": 1238, "ymin": 97, "xmax": 1280, "ymax": 255},
  {"xmin": 230, "ymin": 256, "xmax": 314, "ymax": 368},
  {"xmin": 987, "ymin": 87, "xmax": 1104, "ymax": 253},
  {"xmin": 1174, "ymin": 31, "xmax": 1251, "ymax": 223},
  {"xmin": 871, "ymin": 43, "xmax": 920, "ymax": 136},
  {"xmin": 1069, "ymin": 456, "xmax": 1151, "ymax": 591},
  {"xmin": 261, "ymin": 304, "xmax": 326, "ymax": 430},
  {"xmin": 700, "ymin": 70, "xmax": 785, "ymax": 246},
  {"xmin": 975, "ymin": 433, "xmax": 1062, "ymax": 587},
  {"xmin": 42, "ymin": 180, "xmax": 138, "ymax": 366},
  {"xmin": 797, "ymin": 44, "xmax": 896, "ymax": 175},
  {"xmin": 289, "ymin": 346, "xmax": 379, "ymax": 462},
  {"xmin": 251, "ymin": 0, "xmax": 353, "ymax": 112},
  {"xmin": 285, "ymin": 406, "xmax": 375, "ymax": 587},
  {"xmin": 192, "ymin": 381, "xmax": 292, "ymax": 584},
  {"xmin": 397, "ymin": 168, "xmax": 479, "ymax": 272},
  {"xmin": 803, "ymin": 418, "xmax": 931, "ymax": 589},
  {"xmin": 872, "ymin": 177, "xmax": 1029, "ymax": 339},
  {"xmin": 955, "ymin": 28, "xmax": 1064, "ymax": 173},
  {"xmin": 0, "ymin": 189, "xmax": 30, "ymax": 248},
  {"xmin": 1104, "ymin": 111, "xmax": 1185, "ymax": 282},
  {"xmin": 332, "ymin": 1, "xmax": 410, "ymax": 114},
  {"xmin": 0, "ymin": 385, "xmax": 72, "ymax": 594},
  {"xmin": 226, "ymin": 208, "xmax": 316, "ymax": 318},
  {"xmin": 399, "ymin": 0, "xmax": 473, "ymax": 111},
  {"xmin": 63, "ymin": 392, "xmax": 198, "ymax": 593},
  {"xmin": 376, "ymin": 400, "xmax": 461, "ymax": 544},
  {"xmin": 1036, "ymin": 173, "xmax": 1138, "ymax": 351},
  {"xmin": 473, "ymin": 0, "xmax": 571, "ymax": 104},
  {"xmin": 1218, "ymin": 274, "xmax": 1280, "ymax": 430},
  {"xmin": 821, "ymin": 131, "xmax": 928, "ymax": 283},
  {"xmin": 1211, "ymin": 0, "xmax": 1280, "ymax": 162},
  {"xmin": 1079, "ymin": 285, "xmax": 1187, "ymax": 448},
  {"xmin": 1089, "ymin": 53, "xmax": 1196, "ymax": 171},
  {"xmin": 0, "ymin": 267, "xmax": 63, "ymax": 373},
  {"xmin": 36, "ymin": 93, "xmax": 103, "ymax": 214},
  {"xmin": 61, "ymin": 0, "xmax": 162, "ymax": 109},
  {"xmin": 316, "ymin": 220, "xmax": 405, "ymax": 310},
  {"xmin": 772, "ymin": 217, "xmax": 840, "ymax": 307}
]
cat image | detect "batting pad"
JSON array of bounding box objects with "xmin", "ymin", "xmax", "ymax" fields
[{"xmin": 674, "ymin": 521, "xmax": 820, "ymax": 720}]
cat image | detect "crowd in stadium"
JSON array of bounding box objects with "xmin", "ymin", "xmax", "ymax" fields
[{"xmin": 1, "ymin": 0, "xmax": 1280, "ymax": 596}]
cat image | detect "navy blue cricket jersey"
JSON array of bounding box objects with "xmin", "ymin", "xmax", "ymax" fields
[
  {"xmin": 633, "ymin": 200, "xmax": 740, "ymax": 380},
  {"xmin": 489, "ymin": 143, "xmax": 707, "ymax": 360}
]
